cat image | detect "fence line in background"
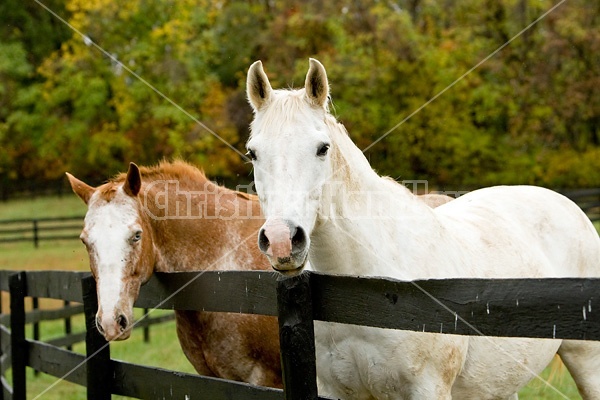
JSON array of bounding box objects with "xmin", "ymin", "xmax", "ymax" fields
[{"xmin": 0, "ymin": 216, "xmax": 84, "ymax": 247}]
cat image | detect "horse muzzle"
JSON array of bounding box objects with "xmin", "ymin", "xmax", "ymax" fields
[
  {"xmin": 258, "ymin": 218, "xmax": 309, "ymax": 275},
  {"xmin": 96, "ymin": 312, "xmax": 132, "ymax": 341}
]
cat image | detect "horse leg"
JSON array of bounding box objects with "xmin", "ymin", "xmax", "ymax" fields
[
  {"xmin": 558, "ymin": 340, "xmax": 600, "ymax": 399},
  {"xmin": 174, "ymin": 311, "xmax": 214, "ymax": 377}
]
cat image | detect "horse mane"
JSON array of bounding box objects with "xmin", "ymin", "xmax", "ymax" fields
[
  {"xmin": 116, "ymin": 159, "xmax": 209, "ymax": 186},
  {"xmin": 98, "ymin": 160, "xmax": 228, "ymax": 200}
]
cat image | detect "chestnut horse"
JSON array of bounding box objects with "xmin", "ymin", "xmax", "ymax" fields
[{"xmin": 67, "ymin": 161, "xmax": 282, "ymax": 387}]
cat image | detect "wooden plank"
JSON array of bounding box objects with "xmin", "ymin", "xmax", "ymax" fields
[
  {"xmin": 563, "ymin": 188, "xmax": 600, "ymax": 199},
  {"xmin": 111, "ymin": 360, "xmax": 285, "ymax": 400},
  {"xmin": 25, "ymin": 304, "xmax": 84, "ymax": 325},
  {"xmin": 1, "ymin": 325, "xmax": 10, "ymax": 354},
  {"xmin": 26, "ymin": 340, "xmax": 86, "ymax": 385},
  {"xmin": 136, "ymin": 271, "xmax": 278, "ymax": 316},
  {"xmin": 310, "ymin": 274, "xmax": 600, "ymax": 340},
  {"xmin": 45, "ymin": 332, "xmax": 87, "ymax": 349},
  {"xmin": 25, "ymin": 271, "xmax": 90, "ymax": 302},
  {"xmin": 0, "ymin": 271, "xmax": 19, "ymax": 292},
  {"xmin": 277, "ymin": 274, "xmax": 318, "ymax": 400},
  {"xmin": 0, "ymin": 216, "xmax": 84, "ymax": 225},
  {"xmin": 37, "ymin": 235, "xmax": 81, "ymax": 241}
]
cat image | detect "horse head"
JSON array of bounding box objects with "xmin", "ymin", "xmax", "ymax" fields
[
  {"xmin": 67, "ymin": 163, "xmax": 156, "ymax": 341},
  {"xmin": 246, "ymin": 59, "xmax": 335, "ymax": 276}
]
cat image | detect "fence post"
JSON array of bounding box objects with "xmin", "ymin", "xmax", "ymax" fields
[
  {"xmin": 9, "ymin": 272, "xmax": 27, "ymax": 400},
  {"xmin": 143, "ymin": 308, "xmax": 150, "ymax": 343},
  {"xmin": 82, "ymin": 276, "xmax": 111, "ymax": 400},
  {"xmin": 276, "ymin": 273, "xmax": 318, "ymax": 400},
  {"xmin": 32, "ymin": 220, "xmax": 39, "ymax": 248},
  {"xmin": 64, "ymin": 300, "xmax": 72, "ymax": 351},
  {"xmin": 32, "ymin": 297, "xmax": 39, "ymax": 376}
]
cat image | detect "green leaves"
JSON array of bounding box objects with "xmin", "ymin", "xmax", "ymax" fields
[{"xmin": 1, "ymin": 0, "xmax": 599, "ymax": 189}]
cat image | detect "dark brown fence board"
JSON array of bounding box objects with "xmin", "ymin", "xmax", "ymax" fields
[
  {"xmin": 0, "ymin": 326, "xmax": 9, "ymax": 355},
  {"xmin": 0, "ymin": 271, "xmax": 16, "ymax": 291},
  {"xmin": 136, "ymin": 271, "xmax": 279, "ymax": 316},
  {"xmin": 25, "ymin": 271, "xmax": 89, "ymax": 302},
  {"xmin": 25, "ymin": 304, "xmax": 84, "ymax": 324},
  {"xmin": 27, "ymin": 340, "xmax": 86, "ymax": 385},
  {"xmin": 310, "ymin": 273, "xmax": 600, "ymax": 340},
  {"xmin": 46, "ymin": 332, "xmax": 87, "ymax": 349},
  {"xmin": 111, "ymin": 361, "xmax": 285, "ymax": 400}
]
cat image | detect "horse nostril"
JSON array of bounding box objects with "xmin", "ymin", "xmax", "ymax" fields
[
  {"xmin": 116, "ymin": 314, "xmax": 128, "ymax": 332},
  {"xmin": 96, "ymin": 316, "xmax": 105, "ymax": 335},
  {"xmin": 291, "ymin": 226, "xmax": 307, "ymax": 254},
  {"xmin": 258, "ymin": 228, "xmax": 270, "ymax": 253}
]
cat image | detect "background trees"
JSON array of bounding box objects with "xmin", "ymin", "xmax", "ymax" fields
[{"xmin": 1, "ymin": 0, "xmax": 599, "ymax": 189}]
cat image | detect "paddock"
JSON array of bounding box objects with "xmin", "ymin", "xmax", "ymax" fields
[{"xmin": 0, "ymin": 268, "xmax": 598, "ymax": 399}]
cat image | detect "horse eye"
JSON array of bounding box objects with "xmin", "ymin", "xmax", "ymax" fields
[
  {"xmin": 246, "ymin": 149, "xmax": 257, "ymax": 161},
  {"xmin": 131, "ymin": 231, "xmax": 142, "ymax": 243},
  {"xmin": 317, "ymin": 143, "xmax": 330, "ymax": 157}
]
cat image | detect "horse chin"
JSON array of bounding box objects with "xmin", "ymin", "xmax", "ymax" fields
[
  {"xmin": 104, "ymin": 329, "xmax": 132, "ymax": 342},
  {"xmin": 273, "ymin": 265, "xmax": 306, "ymax": 277},
  {"xmin": 270, "ymin": 256, "xmax": 307, "ymax": 277}
]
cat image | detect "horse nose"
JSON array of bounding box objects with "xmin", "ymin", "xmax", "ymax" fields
[
  {"xmin": 95, "ymin": 315, "xmax": 105, "ymax": 335},
  {"xmin": 258, "ymin": 227, "xmax": 270, "ymax": 254},
  {"xmin": 259, "ymin": 219, "xmax": 307, "ymax": 262},
  {"xmin": 116, "ymin": 314, "xmax": 129, "ymax": 332},
  {"xmin": 290, "ymin": 225, "xmax": 307, "ymax": 256}
]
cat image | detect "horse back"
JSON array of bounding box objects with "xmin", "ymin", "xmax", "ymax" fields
[{"xmin": 435, "ymin": 185, "xmax": 600, "ymax": 278}]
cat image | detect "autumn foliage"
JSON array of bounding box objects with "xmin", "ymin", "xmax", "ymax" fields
[{"xmin": 1, "ymin": 0, "xmax": 599, "ymax": 189}]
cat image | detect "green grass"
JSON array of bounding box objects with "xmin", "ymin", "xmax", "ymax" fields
[
  {"xmin": 0, "ymin": 195, "xmax": 86, "ymax": 220},
  {"xmin": 0, "ymin": 195, "xmax": 592, "ymax": 399},
  {"xmin": 14, "ymin": 313, "xmax": 196, "ymax": 400}
]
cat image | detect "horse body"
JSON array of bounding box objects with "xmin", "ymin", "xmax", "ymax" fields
[
  {"xmin": 68, "ymin": 161, "xmax": 282, "ymax": 388},
  {"xmin": 246, "ymin": 59, "xmax": 600, "ymax": 399}
]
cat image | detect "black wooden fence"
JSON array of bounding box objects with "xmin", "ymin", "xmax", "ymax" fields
[
  {"xmin": 0, "ymin": 217, "xmax": 84, "ymax": 248},
  {"xmin": 0, "ymin": 269, "xmax": 599, "ymax": 399}
]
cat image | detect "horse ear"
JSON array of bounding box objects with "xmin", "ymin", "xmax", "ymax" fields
[
  {"xmin": 305, "ymin": 58, "xmax": 329, "ymax": 108},
  {"xmin": 247, "ymin": 60, "xmax": 273, "ymax": 111},
  {"xmin": 66, "ymin": 173, "xmax": 95, "ymax": 205},
  {"xmin": 123, "ymin": 162, "xmax": 142, "ymax": 197}
]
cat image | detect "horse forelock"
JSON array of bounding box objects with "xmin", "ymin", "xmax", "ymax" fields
[{"xmin": 250, "ymin": 88, "xmax": 328, "ymax": 136}]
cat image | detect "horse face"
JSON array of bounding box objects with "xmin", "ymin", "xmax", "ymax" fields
[
  {"xmin": 246, "ymin": 59, "xmax": 332, "ymax": 275},
  {"xmin": 68, "ymin": 164, "xmax": 152, "ymax": 341}
]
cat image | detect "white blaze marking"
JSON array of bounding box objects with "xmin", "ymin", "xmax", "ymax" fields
[{"xmin": 84, "ymin": 187, "xmax": 139, "ymax": 320}]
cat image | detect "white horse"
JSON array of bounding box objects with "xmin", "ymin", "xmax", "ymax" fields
[{"xmin": 245, "ymin": 58, "xmax": 600, "ymax": 399}]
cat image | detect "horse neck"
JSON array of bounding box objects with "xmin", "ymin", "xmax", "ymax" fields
[
  {"xmin": 140, "ymin": 179, "xmax": 264, "ymax": 273},
  {"xmin": 312, "ymin": 120, "xmax": 442, "ymax": 278}
]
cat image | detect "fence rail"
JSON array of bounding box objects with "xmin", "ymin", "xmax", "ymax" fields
[
  {"xmin": 0, "ymin": 216, "xmax": 85, "ymax": 247},
  {"xmin": 1, "ymin": 270, "xmax": 599, "ymax": 399}
]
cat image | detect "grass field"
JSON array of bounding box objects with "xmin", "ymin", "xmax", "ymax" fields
[{"xmin": 0, "ymin": 195, "xmax": 589, "ymax": 399}]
